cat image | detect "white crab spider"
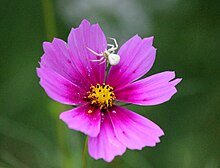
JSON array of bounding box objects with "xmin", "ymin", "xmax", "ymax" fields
[{"xmin": 87, "ymin": 37, "xmax": 120, "ymax": 66}]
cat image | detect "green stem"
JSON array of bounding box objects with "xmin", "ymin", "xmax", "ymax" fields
[
  {"xmin": 104, "ymin": 62, "xmax": 110, "ymax": 83},
  {"xmin": 82, "ymin": 136, "xmax": 88, "ymax": 168},
  {"xmin": 41, "ymin": 0, "xmax": 57, "ymax": 40},
  {"xmin": 120, "ymin": 103, "xmax": 132, "ymax": 106}
]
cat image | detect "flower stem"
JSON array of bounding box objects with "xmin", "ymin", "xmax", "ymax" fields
[
  {"xmin": 82, "ymin": 136, "xmax": 88, "ymax": 168},
  {"xmin": 104, "ymin": 63, "xmax": 110, "ymax": 83},
  {"xmin": 120, "ymin": 103, "xmax": 132, "ymax": 106},
  {"xmin": 41, "ymin": 0, "xmax": 57, "ymax": 40}
]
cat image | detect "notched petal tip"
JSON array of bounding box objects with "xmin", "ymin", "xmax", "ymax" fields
[
  {"xmin": 149, "ymin": 35, "xmax": 154, "ymax": 40},
  {"xmin": 52, "ymin": 37, "xmax": 64, "ymax": 43},
  {"xmin": 81, "ymin": 18, "xmax": 90, "ymax": 24},
  {"xmin": 170, "ymin": 78, "xmax": 182, "ymax": 86},
  {"xmin": 36, "ymin": 67, "xmax": 41, "ymax": 78},
  {"xmin": 143, "ymin": 36, "xmax": 154, "ymax": 46},
  {"xmin": 79, "ymin": 19, "xmax": 91, "ymax": 29},
  {"xmin": 42, "ymin": 41, "xmax": 50, "ymax": 50},
  {"xmin": 133, "ymin": 35, "xmax": 154, "ymax": 46}
]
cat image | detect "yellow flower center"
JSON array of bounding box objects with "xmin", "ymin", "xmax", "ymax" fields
[{"xmin": 87, "ymin": 83, "xmax": 116, "ymax": 110}]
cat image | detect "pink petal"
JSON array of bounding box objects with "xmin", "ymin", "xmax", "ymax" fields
[
  {"xmin": 59, "ymin": 104, "xmax": 101, "ymax": 137},
  {"xmin": 109, "ymin": 105, "xmax": 164, "ymax": 150},
  {"xmin": 170, "ymin": 78, "xmax": 182, "ymax": 86},
  {"xmin": 88, "ymin": 113, "xmax": 126, "ymax": 162},
  {"xmin": 107, "ymin": 35, "xmax": 156, "ymax": 90},
  {"xmin": 115, "ymin": 71, "xmax": 181, "ymax": 105},
  {"xmin": 41, "ymin": 38, "xmax": 90, "ymax": 91},
  {"xmin": 68, "ymin": 19, "xmax": 107, "ymax": 85},
  {"xmin": 37, "ymin": 66, "xmax": 86, "ymax": 105}
]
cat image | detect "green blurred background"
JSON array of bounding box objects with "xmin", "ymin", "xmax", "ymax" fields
[{"xmin": 0, "ymin": 0, "xmax": 219, "ymax": 167}]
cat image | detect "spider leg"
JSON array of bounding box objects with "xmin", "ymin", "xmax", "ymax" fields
[
  {"xmin": 99, "ymin": 59, "xmax": 106, "ymax": 65},
  {"xmin": 108, "ymin": 37, "xmax": 118, "ymax": 48},
  {"xmin": 107, "ymin": 44, "xmax": 114, "ymax": 47},
  {"xmin": 108, "ymin": 47, "xmax": 117, "ymax": 52},
  {"xmin": 107, "ymin": 37, "xmax": 118, "ymax": 52},
  {"xmin": 107, "ymin": 44, "xmax": 115, "ymax": 52},
  {"xmin": 89, "ymin": 57, "xmax": 105, "ymax": 62},
  {"xmin": 107, "ymin": 44, "xmax": 114, "ymax": 49},
  {"xmin": 87, "ymin": 47, "xmax": 103, "ymax": 57}
]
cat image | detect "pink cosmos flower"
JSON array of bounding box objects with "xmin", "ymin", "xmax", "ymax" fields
[{"xmin": 37, "ymin": 19, "xmax": 181, "ymax": 162}]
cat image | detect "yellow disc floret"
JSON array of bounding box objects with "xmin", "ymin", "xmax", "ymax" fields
[{"xmin": 87, "ymin": 83, "xmax": 116, "ymax": 110}]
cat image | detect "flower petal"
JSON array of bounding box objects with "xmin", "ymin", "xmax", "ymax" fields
[
  {"xmin": 115, "ymin": 71, "xmax": 181, "ymax": 105},
  {"xmin": 107, "ymin": 35, "xmax": 156, "ymax": 90},
  {"xmin": 109, "ymin": 105, "xmax": 164, "ymax": 150},
  {"xmin": 37, "ymin": 66, "xmax": 86, "ymax": 105},
  {"xmin": 170, "ymin": 78, "xmax": 182, "ymax": 86},
  {"xmin": 88, "ymin": 113, "xmax": 126, "ymax": 162},
  {"xmin": 40, "ymin": 38, "xmax": 90, "ymax": 91},
  {"xmin": 68, "ymin": 19, "xmax": 107, "ymax": 85},
  {"xmin": 59, "ymin": 104, "xmax": 101, "ymax": 137}
]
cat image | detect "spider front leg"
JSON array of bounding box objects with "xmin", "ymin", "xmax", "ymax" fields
[
  {"xmin": 86, "ymin": 47, "xmax": 103, "ymax": 57},
  {"xmin": 107, "ymin": 44, "xmax": 116, "ymax": 54},
  {"xmin": 107, "ymin": 37, "xmax": 118, "ymax": 52},
  {"xmin": 107, "ymin": 44, "xmax": 114, "ymax": 50},
  {"xmin": 89, "ymin": 57, "xmax": 105, "ymax": 62}
]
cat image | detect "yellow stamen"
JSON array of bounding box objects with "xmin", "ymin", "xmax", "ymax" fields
[
  {"xmin": 87, "ymin": 83, "xmax": 116, "ymax": 110},
  {"xmin": 88, "ymin": 109, "xmax": 93, "ymax": 114}
]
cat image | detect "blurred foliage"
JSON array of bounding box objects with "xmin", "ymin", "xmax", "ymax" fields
[{"xmin": 0, "ymin": 0, "xmax": 219, "ymax": 167}]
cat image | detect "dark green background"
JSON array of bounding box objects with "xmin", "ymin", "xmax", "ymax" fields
[{"xmin": 0, "ymin": 0, "xmax": 219, "ymax": 167}]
